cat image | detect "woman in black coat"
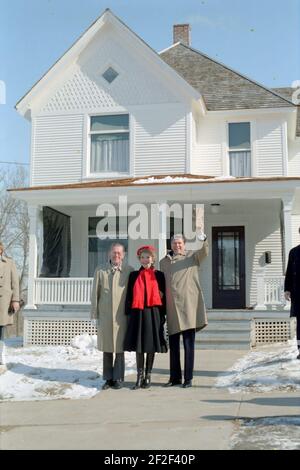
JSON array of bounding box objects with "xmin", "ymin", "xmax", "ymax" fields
[
  {"xmin": 124, "ymin": 245, "xmax": 168, "ymax": 389},
  {"xmin": 284, "ymin": 242, "xmax": 300, "ymax": 359}
]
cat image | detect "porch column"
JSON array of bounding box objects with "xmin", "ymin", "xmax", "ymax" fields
[
  {"xmin": 281, "ymin": 196, "xmax": 294, "ymax": 311},
  {"xmin": 281, "ymin": 196, "xmax": 294, "ymax": 269},
  {"xmin": 255, "ymin": 268, "xmax": 267, "ymax": 310},
  {"xmin": 24, "ymin": 205, "xmax": 40, "ymax": 310},
  {"xmin": 158, "ymin": 202, "xmax": 167, "ymax": 261}
]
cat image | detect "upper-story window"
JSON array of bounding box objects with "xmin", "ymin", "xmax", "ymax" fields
[
  {"xmin": 228, "ymin": 122, "xmax": 251, "ymax": 177},
  {"xmin": 90, "ymin": 114, "xmax": 129, "ymax": 174}
]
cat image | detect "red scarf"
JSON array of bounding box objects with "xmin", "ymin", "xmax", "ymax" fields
[{"xmin": 132, "ymin": 267, "xmax": 162, "ymax": 310}]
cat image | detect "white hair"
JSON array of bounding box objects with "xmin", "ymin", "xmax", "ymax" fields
[
  {"xmin": 109, "ymin": 242, "xmax": 126, "ymax": 252},
  {"xmin": 171, "ymin": 234, "xmax": 186, "ymax": 243}
]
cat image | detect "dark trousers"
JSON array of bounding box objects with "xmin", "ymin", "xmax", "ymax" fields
[
  {"xmin": 297, "ymin": 318, "xmax": 300, "ymax": 349},
  {"xmin": 0, "ymin": 326, "xmax": 4, "ymax": 341},
  {"xmin": 169, "ymin": 329, "xmax": 195, "ymax": 382},
  {"xmin": 103, "ymin": 352, "xmax": 125, "ymax": 381}
]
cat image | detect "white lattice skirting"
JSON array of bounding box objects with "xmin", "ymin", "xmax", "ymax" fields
[
  {"xmin": 251, "ymin": 318, "xmax": 296, "ymax": 347},
  {"xmin": 24, "ymin": 319, "xmax": 98, "ymax": 346},
  {"xmin": 23, "ymin": 317, "xmax": 296, "ymax": 348}
]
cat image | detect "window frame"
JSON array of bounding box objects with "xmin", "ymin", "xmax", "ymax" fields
[
  {"xmin": 226, "ymin": 121, "xmax": 253, "ymax": 178},
  {"xmin": 87, "ymin": 112, "xmax": 131, "ymax": 178},
  {"xmin": 87, "ymin": 215, "xmax": 128, "ymax": 276}
]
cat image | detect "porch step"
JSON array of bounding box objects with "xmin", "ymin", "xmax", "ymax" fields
[
  {"xmin": 195, "ymin": 340, "xmax": 250, "ymax": 350},
  {"xmin": 207, "ymin": 310, "xmax": 253, "ymax": 321},
  {"xmin": 195, "ymin": 317, "xmax": 251, "ymax": 350},
  {"xmin": 207, "ymin": 309, "xmax": 289, "ymax": 321},
  {"xmin": 203, "ymin": 320, "xmax": 251, "ymax": 331}
]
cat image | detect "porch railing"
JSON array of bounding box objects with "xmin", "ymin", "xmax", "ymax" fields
[
  {"xmin": 34, "ymin": 278, "xmax": 93, "ymax": 305},
  {"xmin": 256, "ymin": 272, "xmax": 286, "ymax": 309},
  {"xmin": 33, "ymin": 275, "xmax": 287, "ymax": 309},
  {"xmin": 264, "ymin": 276, "xmax": 286, "ymax": 305}
]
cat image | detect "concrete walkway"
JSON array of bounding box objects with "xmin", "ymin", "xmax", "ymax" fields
[{"xmin": 0, "ymin": 350, "xmax": 299, "ymax": 450}]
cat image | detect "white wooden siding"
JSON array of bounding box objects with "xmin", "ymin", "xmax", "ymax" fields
[
  {"xmin": 256, "ymin": 120, "xmax": 284, "ymax": 176},
  {"xmin": 134, "ymin": 105, "xmax": 186, "ymax": 175},
  {"xmin": 192, "ymin": 116, "xmax": 223, "ymax": 176},
  {"xmin": 288, "ymin": 139, "xmax": 300, "ymax": 176},
  {"xmin": 249, "ymin": 225, "xmax": 283, "ymax": 305},
  {"xmin": 32, "ymin": 115, "xmax": 84, "ymax": 186},
  {"xmin": 192, "ymin": 116, "xmax": 287, "ymax": 178}
]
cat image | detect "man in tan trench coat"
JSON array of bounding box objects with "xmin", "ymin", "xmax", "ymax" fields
[
  {"xmin": 160, "ymin": 233, "xmax": 208, "ymax": 388},
  {"xmin": 0, "ymin": 241, "xmax": 20, "ymax": 365},
  {"xmin": 91, "ymin": 243, "xmax": 133, "ymax": 390}
]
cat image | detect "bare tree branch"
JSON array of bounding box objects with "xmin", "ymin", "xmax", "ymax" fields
[{"xmin": 0, "ymin": 164, "xmax": 29, "ymax": 300}]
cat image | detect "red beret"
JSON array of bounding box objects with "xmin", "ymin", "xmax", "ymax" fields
[{"xmin": 136, "ymin": 245, "xmax": 156, "ymax": 257}]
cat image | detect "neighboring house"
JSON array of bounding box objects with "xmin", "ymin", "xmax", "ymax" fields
[{"xmin": 10, "ymin": 9, "xmax": 300, "ymax": 348}]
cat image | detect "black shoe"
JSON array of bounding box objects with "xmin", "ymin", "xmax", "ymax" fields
[
  {"xmin": 141, "ymin": 374, "xmax": 151, "ymax": 389},
  {"xmin": 102, "ymin": 380, "xmax": 111, "ymax": 390},
  {"xmin": 164, "ymin": 379, "xmax": 182, "ymax": 387},
  {"xmin": 132, "ymin": 369, "xmax": 144, "ymax": 390},
  {"xmin": 112, "ymin": 380, "xmax": 123, "ymax": 389},
  {"xmin": 182, "ymin": 380, "xmax": 192, "ymax": 388},
  {"xmin": 297, "ymin": 352, "xmax": 300, "ymax": 360}
]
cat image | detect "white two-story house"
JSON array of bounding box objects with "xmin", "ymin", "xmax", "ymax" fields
[{"xmin": 10, "ymin": 9, "xmax": 300, "ymax": 348}]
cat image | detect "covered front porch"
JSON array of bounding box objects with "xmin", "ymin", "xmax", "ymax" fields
[{"xmin": 10, "ymin": 175, "xmax": 300, "ymax": 346}]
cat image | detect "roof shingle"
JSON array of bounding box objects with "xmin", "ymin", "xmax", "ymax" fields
[
  {"xmin": 272, "ymin": 87, "xmax": 300, "ymax": 137},
  {"xmin": 160, "ymin": 43, "xmax": 295, "ymax": 111}
]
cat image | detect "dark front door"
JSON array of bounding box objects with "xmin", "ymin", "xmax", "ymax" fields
[{"xmin": 212, "ymin": 226, "xmax": 245, "ymax": 309}]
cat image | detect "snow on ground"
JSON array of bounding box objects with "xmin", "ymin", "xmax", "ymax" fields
[
  {"xmin": 215, "ymin": 339, "xmax": 300, "ymax": 393},
  {"xmin": 0, "ymin": 335, "xmax": 136, "ymax": 402},
  {"xmin": 230, "ymin": 417, "xmax": 300, "ymax": 450}
]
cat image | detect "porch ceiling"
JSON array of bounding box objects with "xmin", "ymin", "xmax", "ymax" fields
[{"xmin": 9, "ymin": 175, "xmax": 300, "ymax": 206}]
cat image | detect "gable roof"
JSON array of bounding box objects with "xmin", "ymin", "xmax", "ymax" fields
[
  {"xmin": 16, "ymin": 9, "xmax": 297, "ymax": 125},
  {"xmin": 160, "ymin": 43, "xmax": 295, "ymax": 111},
  {"xmin": 15, "ymin": 10, "xmax": 202, "ymax": 118},
  {"xmin": 271, "ymin": 87, "xmax": 294, "ymax": 101},
  {"xmin": 272, "ymin": 87, "xmax": 300, "ymax": 137}
]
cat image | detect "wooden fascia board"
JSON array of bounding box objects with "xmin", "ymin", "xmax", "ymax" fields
[{"xmin": 9, "ymin": 179, "xmax": 300, "ymax": 207}]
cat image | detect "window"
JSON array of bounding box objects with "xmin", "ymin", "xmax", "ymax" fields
[
  {"xmin": 88, "ymin": 216, "xmax": 128, "ymax": 276},
  {"xmin": 102, "ymin": 67, "xmax": 119, "ymax": 84},
  {"xmin": 90, "ymin": 114, "xmax": 129, "ymax": 174},
  {"xmin": 228, "ymin": 122, "xmax": 251, "ymax": 177}
]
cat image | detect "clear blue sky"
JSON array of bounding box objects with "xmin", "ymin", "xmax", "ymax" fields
[{"xmin": 1, "ymin": 0, "xmax": 299, "ymax": 166}]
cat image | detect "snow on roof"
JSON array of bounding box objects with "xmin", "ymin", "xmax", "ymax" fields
[
  {"xmin": 133, "ymin": 175, "xmax": 237, "ymax": 184},
  {"xmin": 133, "ymin": 175, "xmax": 213, "ymax": 184}
]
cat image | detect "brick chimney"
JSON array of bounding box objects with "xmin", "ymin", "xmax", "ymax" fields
[{"xmin": 173, "ymin": 24, "xmax": 191, "ymax": 46}]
